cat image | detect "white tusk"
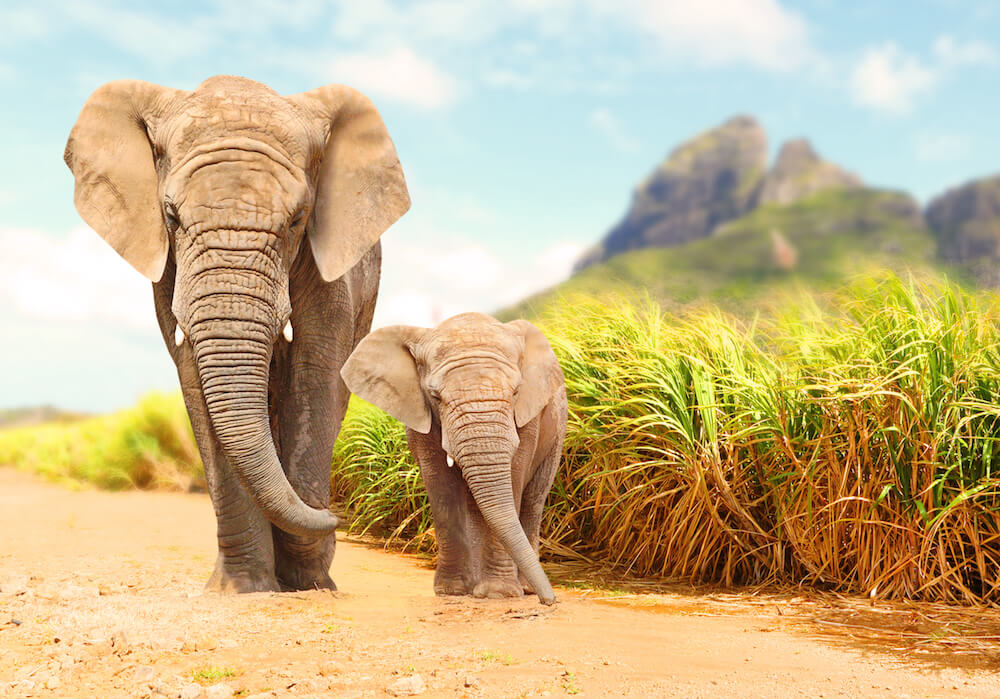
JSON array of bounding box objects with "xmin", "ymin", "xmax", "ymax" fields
[
  {"xmin": 174, "ymin": 324, "xmax": 185, "ymax": 347},
  {"xmin": 283, "ymin": 320, "xmax": 293, "ymax": 343},
  {"xmin": 446, "ymin": 454, "xmax": 455, "ymax": 468}
]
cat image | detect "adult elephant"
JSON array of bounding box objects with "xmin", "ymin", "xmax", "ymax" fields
[{"xmin": 64, "ymin": 75, "xmax": 410, "ymax": 592}]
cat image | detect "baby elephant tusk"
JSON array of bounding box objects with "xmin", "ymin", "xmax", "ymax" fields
[
  {"xmin": 283, "ymin": 320, "xmax": 293, "ymax": 343},
  {"xmin": 174, "ymin": 324, "xmax": 185, "ymax": 347},
  {"xmin": 446, "ymin": 454, "xmax": 455, "ymax": 468}
]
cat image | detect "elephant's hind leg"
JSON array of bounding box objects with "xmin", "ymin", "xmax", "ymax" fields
[{"xmin": 270, "ymin": 252, "xmax": 374, "ymax": 591}]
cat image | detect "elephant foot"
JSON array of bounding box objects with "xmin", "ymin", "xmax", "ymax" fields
[
  {"xmin": 273, "ymin": 530, "xmax": 336, "ymax": 591},
  {"xmin": 206, "ymin": 558, "xmax": 280, "ymax": 594},
  {"xmin": 276, "ymin": 566, "xmax": 337, "ymax": 592},
  {"xmin": 434, "ymin": 573, "xmax": 471, "ymax": 596},
  {"xmin": 473, "ymin": 577, "xmax": 524, "ymax": 599}
]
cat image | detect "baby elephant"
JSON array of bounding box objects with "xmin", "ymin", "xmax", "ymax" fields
[{"xmin": 342, "ymin": 313, "xmax": 567, "ymax": 605}]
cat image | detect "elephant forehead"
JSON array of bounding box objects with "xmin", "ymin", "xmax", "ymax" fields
[
  {"xmin": 431, "ymin": 326, "xmax": 520, "ymax": 359},
  {"xmin": 164, "ymin": 90, "xmax": 314, "ymax": 166},
  {"xmin": 181, "ymin": 162, "xmax": 303, "ymax": 216},
  {"xmin": 435, "ymin": 363, "xmax": 521, "ymax": 397}
]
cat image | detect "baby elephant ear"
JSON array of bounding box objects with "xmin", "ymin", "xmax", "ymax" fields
[
  {"xmin": 508, "ymin": 320, "xmax": 565, "ymax": 428},
  {"xmin": 341, "ymin": 326, "xmax": 431, "ymax": 433}
]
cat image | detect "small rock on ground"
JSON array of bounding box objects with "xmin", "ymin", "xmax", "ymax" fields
[
  {"xmin": 205, "ymin": 682, "xmax": 233, "ymax": 698},
  {"xmin": 179, "ymin": 683, "xmax": 206, "ymax": 699},
  {"xmin": 386, "ymin": 674, "xmax": 426, "ymax": 696},
  {"xmin": 318, "ymin": 659, "xmax": 345, "ymax": 677}
]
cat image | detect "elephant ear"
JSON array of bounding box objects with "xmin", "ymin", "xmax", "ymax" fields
[
  {"xmin": 508, "ymin": 320, "xmax": 565, "ymax": 428},
  {"xmin": 64, "ymin": 80, "xmax": 183, "ymax": 282},
  {"xmin": 341, "ymin": 325, "xmax": 431, "ymax": 433},
  {"xmin": 287, "ymin": 84, "xmax": 410, "ymax": 282}
]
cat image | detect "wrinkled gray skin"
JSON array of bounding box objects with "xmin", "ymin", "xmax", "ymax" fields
[
  {"xmin": 342, "ymin": 313, "xmax": 567, "ymax": 605},
  {"xmin": 64, "ymin": 76, "xmax": 409, "ymax": 592}
]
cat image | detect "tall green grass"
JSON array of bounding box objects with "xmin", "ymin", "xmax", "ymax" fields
[
  {"xmin": 0, "ymin": 392, "xmax": 203, "ymax": 491},
  {"xmin": 333, "ymin": 274, "xmax": 1000, "ymax": 603},
  {"xmin": 330, "ymin": 400, "xmax": 432, "ymax": 550},
  {"xmin": 4, "ymin": 273, "xmax": 1000, "ymax": 603}
]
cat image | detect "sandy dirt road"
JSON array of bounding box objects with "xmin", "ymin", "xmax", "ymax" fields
[{"xmin": 1, "ymin": 469, "xmax": 998, "ymax": 698}]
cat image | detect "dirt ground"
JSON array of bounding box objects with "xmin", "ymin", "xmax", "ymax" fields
[{"xmin": 1, "ymin": 470, "xmax": 999, "ymax": 698}]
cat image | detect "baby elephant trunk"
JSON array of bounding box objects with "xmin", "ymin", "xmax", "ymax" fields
[{"xmin": 454, "ymin": 428, "xmax": 556, "ymax": 606}]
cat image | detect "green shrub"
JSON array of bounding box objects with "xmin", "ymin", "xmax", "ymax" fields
[
  {"xmin": 331, "ymin": 400, "xmax": 432, "ymax": 550},
  {"xmin": 0, "ymin": 392, "xmax": 202, "ymax": 491}
]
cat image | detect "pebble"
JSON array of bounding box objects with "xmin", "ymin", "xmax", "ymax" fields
[
  {"xmin": 205, "ymin": 682, "xmax": 233, "ymax": 698},
  {"xmin": 318, "ymin": 659, "xmax": 345, "ymax": 676},
  {"xmin": 0, "ymin": 575, "xmax": 28, "ymax": 595},
  {"xmin": 38, "ymin": 582, "xmax": 101, "ymax": 600},
  {"xmin": 464, "ymin": 676, "xmax": 481, "ymax": 688},
  {"xmin": 111, "ymin": 630, "xmax": 130, "ymax": 655},
  {"xmin": 294, "ymin": 678, "xmax": 329, "ymax": 693},
  {"xmin": 179, "ymin": 683, "xmax": 206, "ymax": 699},
  {"xmin": 134, "ymin": 665, "xmax": 156, "ymax": 683},
  {"xmin": 182, "ymin": 635, "xmax": 219, "ymax": 652},
  {"xmin": 386, "ymin": 674, "xmax": 426, "ymax": 696}
]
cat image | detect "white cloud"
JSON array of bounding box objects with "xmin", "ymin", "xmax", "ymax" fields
[
  {"xmin": 0, "ymin": 226, "xmax": 179, "ymax": 411},
  {"xmin": 430, "ymin": 247, "xmax": 502, "ymax": 290},
  {"xmin": 497, "ymin": 240, "xmax": 586, "ymax": 309},
  {"xmin": 913, "ymin": 130, "xmax": 972, "ymax": 163},
  {"xmin": 851, "ymin": 36, "xmax": 997, "ymax": 116},
  {"xmin": 0, "ymin": 5, "xmax": 50, "ymax": 48},
  {"xmin": 933, "ymin": 35, "xmax": 998, "ymax": 68},
  {"xmin": 611, "ymin": 0, "xmax": 815, "ymax": 72},
  {"xmin": 482, "ymin": 69, "xmax": 535, "ymax": 90},
  {"xmin": 327, "ymin": 47, "xmax": 457, "ymax": 110},
  {"xmin": 849, "ymin": 42, "xmax": 937, "ymax": 115},
  {"xmin": 0, "ymin": 227, "xmax": 158, "ymax": 333},
  {"xmin": 589, "ymin": 108, "xmax": 639, "ymax": 152},
  {"xmin": 62, "ymin": 3, "xmax": 217, "ymax": 67},
  {"xmin": 376, "ymin": 230, "xmax": 585, "ymax": 329}
]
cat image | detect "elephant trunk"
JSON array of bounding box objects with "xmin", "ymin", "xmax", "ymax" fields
[
  {"xmin": 452, "ymin": 412, "xmax": 556, "ymax": 605},
  {"xmin": 185, "ymin": 274, "xmax": 337, "ymax": 537}
]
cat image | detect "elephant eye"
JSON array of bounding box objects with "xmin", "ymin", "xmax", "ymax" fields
[
  {"xmin": 163, "ymin": 204, "xmax": 180, "ymax": 233},
  {"xmin": 290, "ymin": 209, "xmax": 307, "ymax": 229},
  {"xmin": 428, "ymin": 388, "xmax": 441, "ymax": 401}
]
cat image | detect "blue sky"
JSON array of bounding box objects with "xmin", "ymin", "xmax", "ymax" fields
[{"xmin": 1, "ymin": 0, "xmax": 998, "ymax": 411}]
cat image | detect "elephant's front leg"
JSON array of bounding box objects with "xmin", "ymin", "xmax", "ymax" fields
[
  {"xmin": 155, "ymin": 272, "xmax": 279, "ymax": 593},
  {"xmin": 407, "ymin": 426, "xmax": 476, "ymax": 595},
  {"xmin": 472, "ymin": 419, "xmax": 541, "ymax": 599},
  {"xmin": 270, "ymin": 252, "xmax": 377, "ymax": 590}
]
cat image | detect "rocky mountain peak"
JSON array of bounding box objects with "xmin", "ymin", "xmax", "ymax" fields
[
  {"xmin": 758, "ymin": 139, "xmax": 862, "ymax": 206},
  {"xmin": 575, "ymin": 115, "xmax": 767, "ymax": 271},
  {"xmin": 926, "ymin": 174, "xmax": 1000, "ymax": 285}
]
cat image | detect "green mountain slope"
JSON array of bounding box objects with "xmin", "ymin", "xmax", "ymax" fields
[{"xmin": 503, "ymin": 188, "xmax": 972, "ymax": 319}]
